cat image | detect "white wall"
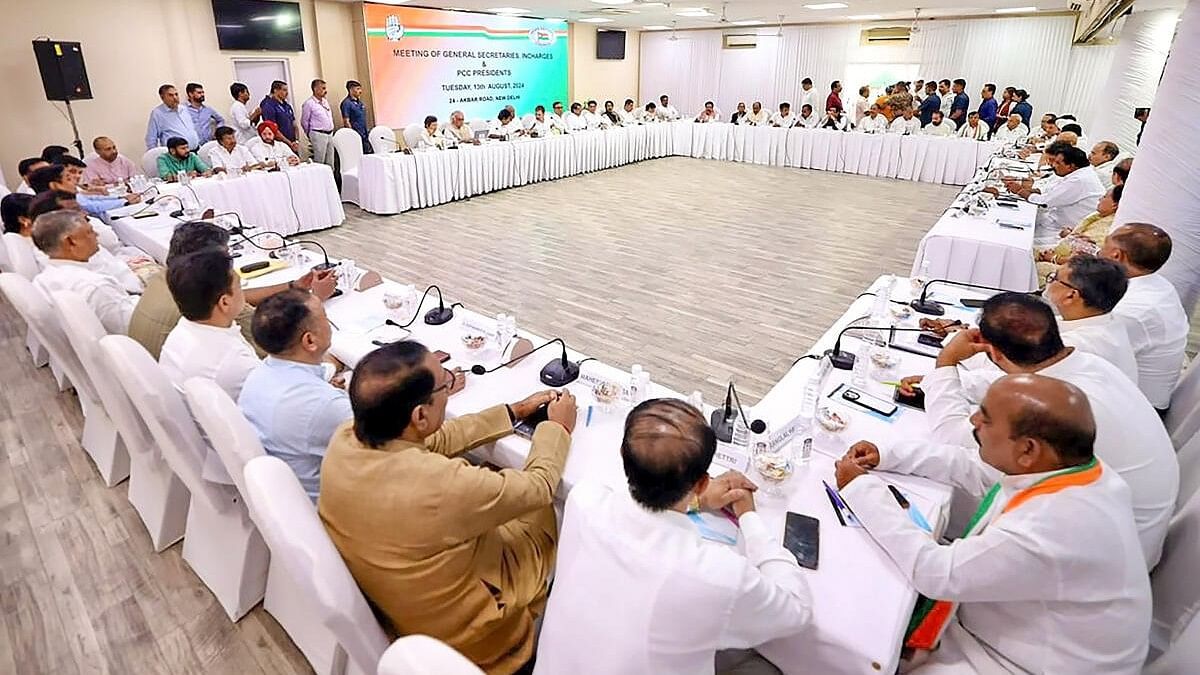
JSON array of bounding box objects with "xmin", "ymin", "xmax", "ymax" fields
[{"xmin": 570, "ymin": 25, "xmax": 640, "ymax": 106}]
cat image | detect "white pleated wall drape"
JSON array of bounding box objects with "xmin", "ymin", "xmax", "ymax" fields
[
  {"xmin": 1090, "ymin": 9, "xmax": 1181, "ymax": 154},
  {"xmin": 638, "ymin": 32, "xmax": 723, "ymax": 117},
  {"xmin": 1059, "ymin": 42, "xmax": 1118, "ymax": 132},
  {"xmin": 1115, "ymin": 1, "xmax": 1200, "ymax": 316}
]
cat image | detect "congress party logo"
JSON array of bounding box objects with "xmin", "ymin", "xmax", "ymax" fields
[
  {"xmin": 385, "ymin": 15, "xmax": 404, "ymax": 41},
  {"xmin": 528, "ymin": 27, "xmax": 556, "ymax": 46}
]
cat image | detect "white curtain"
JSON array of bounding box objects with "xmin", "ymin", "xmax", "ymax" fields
[
  {"xmin": 639, "ymin": 31, "xmax": 723, "ymax": 117},
  {"xmin": 1090, "ymin": 9, "xmax": 1180, "ymax": 154}
]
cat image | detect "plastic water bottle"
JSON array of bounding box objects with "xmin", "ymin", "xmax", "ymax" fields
[
  {"xmin": 688, "ymin": 390, "xmax": 704, "ymax": 411},
  {"xmin": 504, "ymin": 314, "xmax": 517, "ymax": 341},
  {"xmin": 639, "ymin": 368, "xmax": 652, "ymax": 400},
  {"xmin": 872, "ymin": 275, "xmax": 894, "ymax": 324},
  {"xmin": 628, "ymin": 365, "xmax": 644, "ymax": 406},
  {"xmin": 851, "ymin": 341, "xmax": 870, "ymax": 388},
  {"xmin": 912, "ymin": 258, "xmax": 932, "ymax": 293},
  {"xmin": 494, "ymin": 313, "xmax": 508, "ymax": 347}
]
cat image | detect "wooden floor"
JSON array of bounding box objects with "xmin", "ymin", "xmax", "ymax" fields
[{"xmin": 0, "ymin": 158, "xmax": 959, "ymax": 673}]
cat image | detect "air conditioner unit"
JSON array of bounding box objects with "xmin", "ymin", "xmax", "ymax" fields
[
  {"xmin": 1073, "ymin": 0, "xmax": 1135, "ymax": 42},
  {"xmin": 723, "ymin": 33, "xmax": 758, "ymax": 49},
  {"xmin": 861, "ymin": 26, "xmax": 912, "ymax": 44}
]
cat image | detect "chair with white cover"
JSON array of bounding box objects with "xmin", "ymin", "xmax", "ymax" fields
[
  {"xmin": 399, "ymin": 124, "xmax": 421, "ymax": 150},
  {"xmin": 521, "ymin": 113, "xmax": 536, "ymax": 130},
  {"xmin": 1146, "ymin": 608, "xmax": 1200, "ymax": 674},
  {"xmin": 370, "ymin": 125, "xmax": 399, "ymax": 154},
  {"xmin": 0, "ymin": 233, "xmax": 10, "ymax": 274},
  {"xmin": 470, "ymin": 118, "xmax": 488, "ymax": 134},
  {"xmin": 376, "ymin": 636, "xmax": 483, "ymax": 675},
  {"xmin": 58, "ymin": 292, "xmax": 188, "ymax": 551},
  {"xmin": 98, "ymin": 335, "xmax": 267, "ymax": 621},
  {"xmin": 198, "ymin": 140, "xmax": 220, "ymax": 166},
  {"xmin": 1150, "ymin": 487, "xmax": 1200, "ymax": 657},
  {"xmin": 332, "ymin": 129, "xmax": 363, "ymax": 206},
  {"xmin": 1165, "ymin": 358, "xmax": 1200, "ymax": 449},
  {"xmin": 141, "ymin": 147, "xmax": 168, "ymax": 178},
  {"xmin": 0, "ymin": 275, "xmax": 126, "ymax": 483},
  {"xmin": 243, "ymin": 456, "xmax": 390, "ymax": 675},
  {"xmin": 4, "ymin": 232, "xmax": 40, "ymax": 281}
]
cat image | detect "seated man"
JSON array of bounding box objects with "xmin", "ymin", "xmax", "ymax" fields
[
  {"xmin": 157, "ymin": 136, "xmax": 212, "ymax": 181},
  {"xmin": 31, "ymin": 210, "xmax": 137, "ymax": 334},
  {"xmin": 992, "ymin": 113, "xmax": 1030, "ymax": 145},
  {"xmin": 564, "ymin": 103, "xmax": 588, "ymax": 132},
  {"xmin": 319, "ymin": 341, "xmax": 577, "ymax": 673},
  {"xmin": 82, "ymin": 136, "xmax": 142, "ymax": 186},
  {"xmin": 656, "ymin": 94, "xmax": 680, "ymax": 121},
  {"xmin": 769, "ymin": 102, "xmax": 796, "ymax": 128},
  {"xmin": 1, "ymin": 193, "xmax": 33, "ymax": 236},
  {"xmin": 208, "ymin": 125, "xmax": 261, "ymax": 172},
  {"xmin": 994, "ymin": 141, "xmax": 1104, "ymax": 246},
  {"xmin": 536, "ymin": 399, "xmax": 811, "ymax": 673},
  {"xmin": 745, "ymin": 101, "xmax": 770, "ymax": 126},
  {"xmin": 1101, "ymin": 223, "xmax": 1189, "ymax": 412},
  {"xmin": 640, "ymin": 101, "xmax": 659, "ymax": 122},
  {"xmin": 28, "ymin": 190, "xmax": 149, "ymax": 293},
  {"xmin": 1089, "ymin": 140, "xmax": 1120, "ymax": 186},
  {"xmin": 888, "ymin": 107, "xmax": 921, "ymax": 135},
  {"xmin": 251, "ymin": 121, "xmax": 300, "ymax": 166},
  {"xmin": 128, "ymin": 220, "xmax": 334, "ymax": 359},
  {"xmin": 1035, "ymin": 185, "xmax": 1121, "ymax": 276},
  {"xmin": 28, "ymin": 164, "xmax": 139, "ymax": 218},
  {"xmin": 547, "ymin": 101, "xmax": 570, "ymax": 133},
  {"xmin": 617, "ymin": 99, "xmax": 639, "ymax": 126},
  {"xmin": 901, "ymin": 292, "xmax": 1177, "ymax": 567},
  {"xmin": 796, "ymin": 103, "xmax": 819, "ymax": 129},
  {"xmin": 694, "ymin": 100, "xmax": 721, "ymax": 124},
  {"xmin": 239, "ymin": 289, "xmax": 353, "ymax": 502},
  {"xmin": 922, "ymin": 110, "xmax": 955, "ymax": 137},
  {"xmin": 819, "ymin": 106, "xmax": 850, "ymax": 131},
  {"xmin": 857, "ymin": 104, "xmax": 887, "ymax": 134},
  {"xmin": 729, "ymin": 101, "xmax": 747, "ymax": 124},
  {"xmin": 527, "ymin": 106, "xmax": 550, "ymax": 137},
  {"xmin": 957, "ymin": 111, "xmax": 989, "ymax": 140},
  {"xmin": 159, "ymin": 248, "xmax": 259, "ymax": 398},
  {"xmin": 1111, "ymin": 157, "xmax": 1132, "ymax": 187},
  {"xmin": 835, "ymin": 374, "xmax": 1151, "ymax": 674},
  {"xmin": 15, "ymin": 157, "xmax": 49, "ymax": 194},
  {"xmin": 417, "ymin": 116, "xmax": 444, "ymax": 150},
  {"xmin": 1042, "ymin": 256, "xmax": 1138, "ymax": 382},
  {"xmin": 602, "ymin": 100, "xmax": 621, "ymax": 127},
  {"xmin": 440, "ymin": 110, "xmax": 478, "ymax": 145},
  {"xmin": 583, "ymin": 100, "xmax": 608, "ymax": 129},
  {"xmin": 489, "ymin": 107, "xmax": 528, "ymax": 139}
]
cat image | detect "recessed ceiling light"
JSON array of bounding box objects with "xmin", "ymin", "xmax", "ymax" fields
[
  {"xmin": 579, "ymin": 17, "xmax": 615, "ymax": 22},
  {"xmin": 847, "ymin": 14, "xmax": 882, "ymax": 20},
  {"xmin": 643, "ymin": 24, "xmax": 672, "ymax": 29},
  {"xmin": 676, "ymin": 9, "xmax": 714, "ymax": 17},
  {"xmin": 639, "ymin": 1, "xmax": 667, "ymax": 5},
  {"xmin": 995, "ymin": 6, "xmax": 1037, "ymax": 12},
  {"xmin": 803, "ymin": 3, "xmax": 848, "ymax": 9},
  {"xmin": 590, "ymin": 0, "xmax": 634, "ymax": 4},
  {"xmin": 489, "ymin": 7, "xmax": 529, "ymax": 14},
  {"xmin": 730, "ymin": 19, "xmax": 763, "ymax": 25}
]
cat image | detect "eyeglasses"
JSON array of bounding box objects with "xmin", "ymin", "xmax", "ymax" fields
[
  {"xmin": 429, "ymin": 367, "xmax": 457, "ymax": 397},
  {"xmin": 1045, "ymin": 270, "xmax": 1078, "ymax": 291}
]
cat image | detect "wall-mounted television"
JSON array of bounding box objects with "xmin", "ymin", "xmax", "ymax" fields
[
  {"xmin": 596, "ymin": 30, "xmax": 626, "ymax": 60},
  {"xmin": 212, "ymin": 0, "xmax": 305, "ymax": 52}
]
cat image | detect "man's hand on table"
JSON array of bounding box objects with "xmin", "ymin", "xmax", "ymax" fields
[
  {"xmin": 935, "ymin": 327, "xmax": 989, "ymax": 369},
  {"xmin": 835, "ymin": 441, "xmax": 880, "ymax": 488},
  {"xmin": 292, "ymin": 268, "xmax": 338, "ymax": 300},
  {"xmin": 699, "ymin": 470, "xmax": 758, "ymax": 516},
  {"xmin": 448, "ymin": 367, "xmax": 466, "ymax": 395},
  {"xmin": 545, "ymin": 390, "xmax": 578, "ymax": 434},
  {"xmin": 897, "ymin": 375, "xmax": 924, "ymax": 397},
  {"xmin": 511, "ymin": 390, "xmax": 557, "ymax": 420},
  {"xmin": 918, "ymin": 318, "xmax": 964, "ymax": 339}
]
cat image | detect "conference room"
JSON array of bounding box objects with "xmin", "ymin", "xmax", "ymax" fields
[{"xmin": 1, "ymin": 0, "xmax": 1199, "ymax": 673}]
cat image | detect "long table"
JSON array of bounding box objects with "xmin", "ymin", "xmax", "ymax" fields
[{"xmin": 357, "ymin": 120, "xmax": 999, "ymax": 215}]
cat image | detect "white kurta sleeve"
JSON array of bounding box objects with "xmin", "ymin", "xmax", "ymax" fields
[
  {"xmin": 919, "ymin": 366, "xmax": 979, "ymax": 446},
  {"xmin": 876, "ymin": 439, "xmax": 1001, "ymax": 500},
  {"xmin": 719, "ymin": 511, "xmax": 813, "ymax": 648},
  {"xmin": 87, "ymin": 277, "xmax": 137, "ymax": 334}
]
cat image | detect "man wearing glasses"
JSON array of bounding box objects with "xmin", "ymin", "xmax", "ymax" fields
[{"xmin": 319, "ymin": 340, "xmax": 577, "ymax": 674}]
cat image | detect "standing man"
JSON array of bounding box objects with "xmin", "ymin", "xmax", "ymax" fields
[
  {"xmin": 184, "ymin": 83, "xmax": 224, "ymax": 145},
  {"xmin": 259, "ymin": 80, "xmax": 300, "ymax": 155},
  {"xmin": 918, "ymin": 81, "xmax": 941, "ymax": 127},
  {"xmin": 302, "ymin": 79, "xmax": 336, "ymax": 165},
  {"xmin": 949, "ymin": 78, "xmax": 969, "ymax": 128},
  {"xmin": 145, "ymin": 84, "xmax": 199, "ymax": 150},
  {"xmin": 978, "ymin": 83, "xmax": 998, "ymax": 131},
  {"xmin": 826, "ymin": 80, "xmax": 843, "ymax": 113},
  {"xmin": 798, "ymin": 77, "xmax": 817, "ymax": 113},
  {"xmin": 340, "ymin": 80, "xmax": 371, "ymax": 153},
  {"xmin": 229, "ymin": 82, "xmax": 261, "ymax": 144},
  {"xmin": 937, "ymin": 79, "xmax": 954, "ymax": 120}
]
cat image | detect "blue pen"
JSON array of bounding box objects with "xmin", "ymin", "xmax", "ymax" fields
[{"xmin": 585, "ymin": 405, "xmax": 593, "ymax": 427}]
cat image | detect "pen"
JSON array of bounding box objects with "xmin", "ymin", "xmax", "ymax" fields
[
  {"xmin": 822, "ymin": 481, "xmax": 847, "ymax": 527},
  {"xmin": 887, "ymin": 484, "xmax": 910, "ymax": 509},
  {"xmin": 880, "ymin": 380, "xmax": 921, "ymax": 389},
  {"xmin": 585, "ymin": 405, "xmax": 593, "ymax": 427}
]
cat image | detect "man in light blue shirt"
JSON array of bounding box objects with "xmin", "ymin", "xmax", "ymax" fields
[
  {"xmin": 184, "ymin": 82, "xmax": 225, "ymax": 145},
  {"xmin": 239, "ymin": 289, "xmax": 350, "ymax": 501},
  {"xmin": 146, "ymin": 84, "xmax": 199, "ymax": 149}
]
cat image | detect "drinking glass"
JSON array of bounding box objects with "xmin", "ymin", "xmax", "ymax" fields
[{"xmin": 752, "ymin": 436, "xmax": 793, "ymax": 497}]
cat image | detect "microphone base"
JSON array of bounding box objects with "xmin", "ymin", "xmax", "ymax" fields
[
  {"xmin": 823, "ymin": 348, "xmax": 857, "ymax": 371},
  {"xmin": 710, "ymin": 408, "xmax": 738, "ymax": 443},
  {"xmin": 540, "ymin": 359, "xmax": 580, "ymax": 387},
  {"xmin": 910, "ymin": 299, "xmax": 946, "ymax": 316},
  {"xmin": 312, "ymin": 261, "xmax": 337, "ymax": 271},
  {"xmin": 424, "ymin": 306, "xmax": 454, "ymax": 325}
]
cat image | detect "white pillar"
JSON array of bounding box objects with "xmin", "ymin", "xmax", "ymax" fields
[
  {"xmin": 1116, "ymin": 0, "xmax": 1200, "ymax": 314},
  {"xmin": 1090, "ymin": 8, "xmax": 1179, "ymax": 154}
]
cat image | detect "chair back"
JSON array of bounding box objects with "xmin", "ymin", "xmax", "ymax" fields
[
  {"xmin": 243, "ymin": 456, "xmax": 390, "ymax": 673},
  {"xmin": 370, "ymin": 125, "xmax": 398, "ymax": 154},
  {"xmin": 521, "ymin": 113, "xmax": 536, "ymax": 130},
  {"xmin": 97, "ymin": 335, "xmax": 236, "ymax": 514},
  {"xmin": 83, "ymin": 152, "xmax": 100, "ymax": 164},
  {"xmin": 469, "ymin": 119, "xmax": 488, "ymax": 134},
  {"xmin": 1166, "ymin": 358, "xmax": 1200, "ymax": 448},
  {"xmin": 1151, "ymin": 486, "xmax": 1200, "ymax": 654},
  {"xmin": 183, "ymin": 377, "xmax": 265, "ymax": 499},
  {"xmin": 376, "ymin": 635, "xmax": 483, "ymax": 675},
  {"xmin": 332, "ymin": 129, "xmax": 364, "ymax": 173},
  {"xmin": 141, "ymin": 147, "xmax": 168, "ymax": 177},
  {"xmin": 0, "ymin": 231, "xmax": 10, "ymax": 273},
  {"xmin": 1146, "ymin": 608, "xmax": 1200, "ymax": 674},
  {"xmin": 0, "ymin": 275, "xmax": 97, "ymax": 404},
  {"xmin": 400, "ymin": 123, "xmax": 422, "ymax": 149},
  {"xmin": 4, "ymin": 233, "xmax": 41, "ymax": 280},
  {"xmin": 198, "ymin": 140, "xmax": 220, "ymax": 166}
]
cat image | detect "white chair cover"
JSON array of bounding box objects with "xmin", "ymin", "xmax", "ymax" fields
[
  {"xmin": 198, "ymin": 140, "xmax": 220, "ymax": 166},
  {"xmin": 332, "ymin": 129, "xmax": 363, "ymax": 206},
  {"xmin": 1175, "ymin": 433, "xmax": 1200, "ymax": 511},
  {"xmin": 243, "ymin": 456, "xmax": 390, "ymax": 675},
  {"xmin": 1146, "ymin": 607, "xmax": 1200, "ymax": 674},
  {"xmin": 469, "ymin": 119, "xmax": 488, "ymax": 134},
  {"xmin": 141, "ymin": 147, "xmax": 168, "ymax": 177},
  {"xmin": 1166, "ymin": 358, "xmax": 1200, "ymax": 449},
  {"xmin": 182, "ymin": 377, "xmax": 264, "ymax": 503},
  {"xmin": 99, "ymin": 335, "xmax": 266, "ymax": 620},
  {"xmin": 4, "ymin": 232, "xmax": 40, "ymax": 281},
  {"xmin": 400, "ymin": 124, "xmax": 421, "ymax": 150},
  {"xmin": 1150, "ymin": 486, "xmax": 1200, "ymax": 653},
  {"xmin": 0, "ymin": 232, "xmax": 10, "ymax": 273},
  {"xmin": 370, "ymin": 125, "xmax": 398, "ymax": 155},
  {"xmin": 521, "ymin": 113, "xmax": 536, "ymax": 130},
  {"xmin": 57, "ymin": 292, "xmax": 188, "ymax": 550},
  {"xmin": 376, "ymin": 635, "xmax": 483, "ymax": 675}
]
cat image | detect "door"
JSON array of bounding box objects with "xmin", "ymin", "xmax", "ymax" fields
[{"xmin": 231, "ymin": 58, "xmax": 294, "ymax": 111}]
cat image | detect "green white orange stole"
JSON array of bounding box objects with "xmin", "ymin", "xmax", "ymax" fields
[{"xmin": 904, "ymin": 458, "xmax": 1103, "ymax": 651}]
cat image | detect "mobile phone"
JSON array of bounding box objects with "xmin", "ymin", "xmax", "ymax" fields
[
  {"xmin": 840, "ymin": 387, "xmax": 898, "ymax": 417},
  {"xmin": 513, "ymin": 403, "xmax": 550, "ymax": 439},
  {"xmin": 132, "ymin": 210, "xmax": 157, "ymax": 219},
  {"xmin": 917, "ymin": 333, "xmax": 945, "ymax": 348},
  {"xmin": 434, "ymin": 350, "xmax": 451, "ymax": 363},
  {"xmin": 893, "ymin": 386, "xmax": 926, "ymax": 411},
  {"xmin": 783, "ymin": 512, "xmax": 820, "ymax": 570},
  {"xmin": 961, "ymin": 298, "xmax": 987, "ymax": 308}
]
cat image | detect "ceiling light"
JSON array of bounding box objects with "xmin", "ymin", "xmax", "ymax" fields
[
  {"xmin": 676, "ymin": 9, "xmax": 714, "ymax": 17},
  {"xmin": 731, "ymin": 19, "xmax": 763, "ymax": 25},
  {"xmin": 579, "ymin": 17, "xmax": 615, "ymax": 23},
  {"xmin": 995, "ymin": 6, "xmax": 1037, "ymax": 12},
  {"xmin": 847, "ymin": 14, "xmax": 882, "ymax": 20},
  {"xmin": 590, "ymin": 0, "xmax": 634, "ymax": 4},
  {"xmin": 542, "ymin": 17, "xmax": 565, "ymax": 21},
  {"xmin": 639, "ymin": 1, "xmax": 667, "ymax": 5},
  {"xmin": 643, "ymin": 24, "xmax": 672, "ymax": 29},
  {"xmin": 803, "ymin": 3, "xmax": 848, "ymax": 9},
  {"xmin": 489, "ymin": 7, "xmax": 529, "ymax": 14}
]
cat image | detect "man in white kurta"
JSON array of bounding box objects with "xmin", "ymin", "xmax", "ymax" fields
[
  {"xmin": 744, "ymin": 101, "xmax": 770, "ymax": 126},
  {"xmin": 31, "ymin": 210, "xmax": 136, "ymax": 335},
  {"xmin": 992, "ymin": 114, "xmax": 1029, "ymax": 146},
  {"xmin": 656, "ymin": 95, "xmax": 680, "ymax": 121},
  {"xmin": 547, "ymin": 102, "xmax": 570, "ymax": 134},
  {"xmin": 208, "ymin": 127, "xmax": 259, "ymax": 172},
  {"xmin": 617, "ymin": 99, "xmax": 639, "ymax": 125},
  {"xmin": 1089, "ymin": 140, "xmax": 1120, "ymax": 186},
  {"xmin": 911, "ymin": 294, "xmax": 1177, "ymax": 568},
  {"xmin": 857, "ymin": 106, "xmax": 888, "ymax": 134},
  {"xmin": 796, "ymin": 105, "xmax": 819, "ymax": 129},
  {"xmin": 1044, "ymin": 256, "xmax": 1139, "ymax": 383},
  {"xmin": 564, "ymin": 104, "xmax": 588, "ymax": 132},
  {"xmin": 535, "ymin": 399, "xmax": 811, "ymax": 673},
  {"xmin": 1101, "ymin": 224, "xmax": 1189, "ymax": 411},
  {"xmin": 1000, "ymin": 142, "xmax": 1105, "ymax": 246},
  {"xmin": 889, "ymin": 109, "xmax": 921, "ymax": 135},
  {"xmin": 922, "ymin": 112, "xmax": 955, "ymax": 137},
  {"xmin": 769, "ymin": 103, "xmax": 796, "ymax": 128},
  {"xmin": 836, "ymin": 374, "xmax": 1151, "ymax": 674},
  {"xmin": 956, "ymin": 112, "xmax": 990, "ymax": 140}
]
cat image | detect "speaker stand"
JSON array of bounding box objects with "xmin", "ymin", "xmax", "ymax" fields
[{"xmin": 64, "ymin": 98, "xmax": 84, "ymax": 159}]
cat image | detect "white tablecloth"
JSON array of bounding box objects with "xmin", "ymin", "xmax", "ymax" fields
[
  {"xmin": 911, "ymin": 191, "xmax": 1040, "ymax": 293},
  {"xmin": 155, "ymin": 163, "xmax": 344, "ymax": 236}
]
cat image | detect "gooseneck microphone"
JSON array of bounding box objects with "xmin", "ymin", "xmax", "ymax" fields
[
  {"xmin": 228, "ymin": 224, "xmax": 336, "ymax": 271},
  {"xmin": 468, "ymin": 337, "xmax": 582, "ymax": 387},
  {"xmin": 826, "ymin": 325, "xmax": 929, "ymax": 370},
  {"xmin": 113, "ymin": 193, "xmax": 187, "ymax": 220},
  {"xmin": 710, "ymin": 382, "xmax": 750, "ymax": 443},
  {"xmin": 910, "ymin": 279, "xmax": 1025, "ymax": 315},
  {"xmin": 469, "ymin": 337, "xmax": 564, "ymax": 375}
]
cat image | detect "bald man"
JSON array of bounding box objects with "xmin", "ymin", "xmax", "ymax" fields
[
  {"xmin": 82, "ymin": 136, "xmax": 142, "ymax": 186},
  {"xmin": 536, "ymin": 399, "xmax": 811, "ymax": 673},
  {"xmin": 1089, "ymin": 140, "xmax": 1120, "ymax": 185},
  {"xmin": 1101, "ymin": 223, "xmax": 1189, "ymax": 411},
  {"xmin": 991, "ymin": 113, "xmax": 1029, "ymax": 145},
  {"xmin": 836, "ymin": 374, "xmax": 1151, "ymax": 674}
]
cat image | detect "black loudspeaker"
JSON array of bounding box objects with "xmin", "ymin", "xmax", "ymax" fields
[{"xmin": 32, "ymin": 40, "xmax": 92, "ymax": 102}]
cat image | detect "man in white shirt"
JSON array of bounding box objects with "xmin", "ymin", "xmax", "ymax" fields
[
  {"xmin": 798, "ymin": 77, "xmax": 817, "ymax": 113},
  {"xmin": 527, "ymin": 106, "xmax": 551, "ymax": 137},
  {"xmin": 956, "ymin": 111, "xmax": 989, "ymax": 140},
  {"xmin": 1089, "ymin": 140, "xmax": 1120, "ymax": 186},
  {"xmin": 28, "ymin": 190, "xmax": 148, "ymax": 295},
  {"xmin": 937, "ymin": 79, "xmax": 953, "ymax": 118},
  {"xmin": 617, "ymin": 99, "xmax": 639, "ymax": 126},
  {"xmin": 417, "ymin": 116, "xmax": 444, "ymax": 150},
  {"xmin": 729, "ymin": 101, "xmax": 748, "ymax": 125},
  {"xmin": 744, "ymin": 101, "xmax": 769, "ymax": 126},
  {"xmin": 1044, "ymin": 256, "xmax": 1138, "ymax": 382},
  {"xmin": 796, "ymin": 104, "xmax": 819, "ymax": 129},
  {"xmin": 902, "ymin": 292, "xmax": 1177, "ymax": 567},
  {"xmin": 207, "ymin": 126, "xmax": 260, "ymax": 172},
  {"xmin": 536, "ymin": 399, "xmax": 811, "ymax": 673},
  {"xmin": 694, "ymin": 100, "xmax": 721, "ymax": 124},
  {"xmin": 922, "ymin": 110, "xmax": 955, "ymax": 137},
  {"xmin": 487, "ymin": 107, "xmax": 526, "ymax": 140},
  {"xmin": 582, "ymin": 100, "xmax": 608, "ymax": 129},
  {"xmin": 228, "ymin": 82, "xmax": 261, "ymax": 145},
  {"xmin": 440, "ymin": 110, "xmax": 478, "ymax": 145},
  {"xmin": 564, "ymin": 102, "xmax": 588, "ymax": 132},
  {"xmin": 992, "ymin": 113, "xmax": 1029, "ymax": 145},
  {"xmin": 888, "ymin": 108, "xmax": 921, "ymax": 135},
  {"xmin": 31, "ymin": 210, "xmax": 137, "ymax": 335},
  {"xmin": 1100, "ymin": 223, "xmax": 1189, "ymax": 412},
  {"xmin": 159, "ymin": 247, "xmax": 260, "ymax": 399},
  {"xmin": 769, "ymin": 102, "xmax": 796, "ymax": 128},
  {"xmin": 857, "ymin": 104, "xmax": 887, "ymax": 133},
  {"xmin": 818, "ymin": 106, "xmax": 850, "ymax": 132},
  {"xmin": 835, "ymin": 373, "xmax": 1151, "ymax": 674},
  {"xmin": 656, "ymin": 95, "xmax": 680, "ymax": 121},
  {"xmin": 547, "ymin": 101, "xmax": 570, "ymax": 134},
  {"xmin": 639, "ymin": 102, "xmax": 659, "ymax": 123},
  {"xmin": 996, "ymin": 141, "xmax": 1105, "ymax": 245}
]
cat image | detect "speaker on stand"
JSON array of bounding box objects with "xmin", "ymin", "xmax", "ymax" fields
[{"xmin": 32, "ymin": 39, "xmax": 93, "ymax": 159}]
